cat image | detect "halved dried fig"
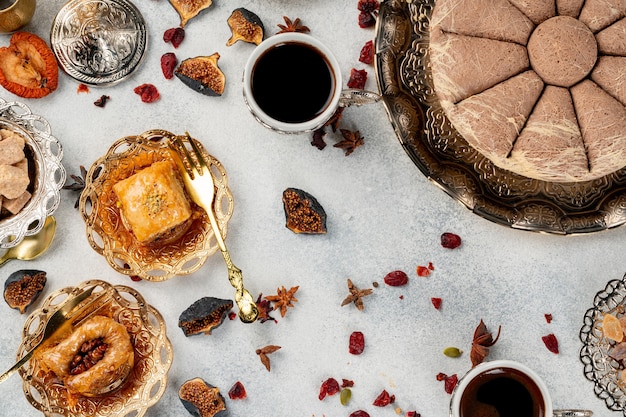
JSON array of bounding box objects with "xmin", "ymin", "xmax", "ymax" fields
[
  {"xmin": 226, "ymin": 8, "xmax": 264, "ymax": 46},
  {"xmin": 175, "ymin": 53, "xmax": 225, "ymax": 96},
  {"xmin": 178, "ymin": 296, "xmax": 233, "ymax": 336},
  {"xmin": 179, "ymin": 378, "xmax": 227, "ymax": 417},
  {"xmin": 0, "ymin": 32, "xmax": 58, "ymax": 99},
  {"xmin": 169, "ymin": 0, "xmax": 212, "ymax": 27},
  {"xmin": 3, "ymin": 269, "xmax": 46, "ymax": 313},
  {"xmin": 282, "ymin": 188, "xmax": 327, "ymax": 234}
]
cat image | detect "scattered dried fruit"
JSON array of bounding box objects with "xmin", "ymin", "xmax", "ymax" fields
[
  {"xmin": 265, "ymin": 285, "xmax": 299, "ymax": 317},
  {"xmin": 3, "ymin": 269, "xmax": 46, "ymax": 313},
  {"xmin": 357, "ymin": 0, "xmax": 379, "ymax": 28},
  {"xmin": 347, "ymin": 68, "xmax": 367, "ymax": 89},
  {"xmin": 178, "ymin": 296, "xmax": 233, "ymax": 336},
  {"xmin": 0, "ymin": 32, "xmax": 58, "ymax": 98},
  {"xmin": 161, "ymin": 52, "xmax": 178, "ymax": 79},
  {"xmin": 444, "ymin": 374, "xmax": 458, "ymax": 394},
  {"xmin": 311, "ymin": 128, "xmax": 327, "ymax": 150},
  {"xmin": 373, "ymin": 389, "xmax": 395, "ymax": 406},
  {"xmin": 416, "ymin": 265, "xmax": 431, "ymax": 277},
  {"xmin": 603, "ymin": 313, "xmax": 624, "ymax": 342},
  {"xmin": 349, "ymin": 331, "xmax": 365, "ymax": 355},
  {"xmin": 441, "ymin": 232, "xmax": 462, "ymax": 249},
  {"xmin": 77, "ymin": 83, "xmax": 89, "ymax": 93},
  {"xmin": 175, "ymin": 53, "xmax": 225, "ymax": 96},
  {"xmin": 431, "ymin": 297, "xmax": 442, "ymax": 310},
  {"xmin": 319, "ymin": 377, "xmax": 341, "ymax": 400},
  {"xmin": 443, "ymin": 346, "xmax": 462, "ymax": 358},
  {"xmin": 169, "ymin": 0, "xmax": 213, "ymax": 27},
  {"xmin": 545, "ymin": 313, "xmax": 553, "ymax": 324},
  {"xmin": 277, "ymin": 16, "xmax": 310, "ymax": 34},
  {"xmin": 179, "ymin": 378, "xmax": 227, "ymax": 417},
  {"xmin": 341, "ymin": 278, "xmax": 373, "ymax": 311},
  {"xmin": 282, "ymin": 188, "xmax": 327, "ymax": 234},
  {"xmin": 133, "ymin": 83, "xmax": 160, "ymax": 103},
  {"xmin": 227, "ymin": 8, "xmax": 264, "ymax": 46},
  {"xmin": 334, "ymin": 129, "xmax": 364, "ymax": 156},
  {"xmin": 94, "ymin": 95, "xmax": 110, "ymax": 108},
  {"xmin": 163, "ymin": 27, "xmax": 185, "ymax": 48},
  {"xmin": 542, "ymin": 333, "xmax": 559, "ymax": 354},
  {"xmin": 342, "ymin": 379, "xmax": 354, "ymax": 388},
  {"xmin": 358, "ymin": 11, "xmax": 377, "ymax": 28},
  {"xmin": 340, "ymin": 388, "xmax": 352, "ymax": 406},
  {"xmin": 228, "ymin": 381, "xmax": 247, "ymax": 400},
  {"xmin": 384, "ymin": 270, "xmax": 408, "ymax": 287},
  {"xmin": 349, "ymin": 411, "xmax": 370, "ymax": 417},
  {"xmin": 470, "ymin": 320, "xmax": 501, "ymax": 367},
  {"xmin": 256, "ymin": 345, "xmax": 281, "ymax": 371},
  {"xmin": 359, "ymin": 40, "xmax": 374, "ymax": 64}
]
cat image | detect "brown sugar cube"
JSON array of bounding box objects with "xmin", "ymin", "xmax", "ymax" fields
[
  {"xmin": 0, "ymin": 132, "xmax": 25, "ymax": 165},
  {"xmin": 3, "ymin": 190, "xmax": 31, "ymax": 214},
  {"xmin": 0, "ymin": 164, "xmax": 29, "ymax": 199}
]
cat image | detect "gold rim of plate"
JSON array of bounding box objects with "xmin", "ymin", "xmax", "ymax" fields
[
  {"xmin": 79, "ymin": 130, "xmax": 234, "ymax": 281},
  {"xmin": 17, "ymin": 280, "xmax": 173, "ymax": 417}
]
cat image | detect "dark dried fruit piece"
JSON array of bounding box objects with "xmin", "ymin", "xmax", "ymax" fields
[
  {"xmin": 161, "ymin": 52, "xmax": 178, "ymax": 79},
  {"xmin": 349, "ymin": 331, "xmax": 365, "ymax": 355},
  {"xmin": 347, "ymin": 68, "xmax": 368, "ymax": 89},
  {"xmin": 226, "ymin": 8, "xmax": 264, "ymax": 46},
  {"xmin": 4, "ymin": 269, "xmax": 46, "ymax": 313},
  {"xmin": 431, "ymin": 297, "xmax": 442, "ymax": 310},
  {"xmin": 178, "ymin": 296, "xmax": 233, "ymax": 336},
  {"xmin": 444, "ymin": 374, "xmax": 458, "ymax": 394},
  {"xmin": 175, "ymin": 53, "xmax": 225, "ymax": 96},
  {"xmin": 282, "ymin": 188, "xmax": 327, "ymax": 234},
  {"xmin": 169, "ymin": 0, "xmax": 213, "ymax": 27},
  {"xmin": 441, "ymin": 232, "xmax": 462, "ymax": 249},
  {"xmin": 0, "ymin": 32, "xmax": 58, "ymax": 98},
  {"xmin": 384, "ymin": 270, "xmax": 408, "ymax": 287},
  {"xmin": 179, "ymin": 378, "xmax": 227, "ymax": 417},
  {"xmin": 94, "ymin": 95, "xmax": 110, "ymax": 108},
  {"xmin": 133, "ymin": 83, "xmax": 160, "ymax": 103},
  {"xmin": 542, "ymin": 333, "xmax": 559, "ymax": 354},
  {"xmin": 358, "ymin": 11, "xmax": 377, "ymax": 28},
  {"xmin": 417, "ymin": 265, "xmax": 431, "ymax": 277},
  {"xmin": 373, "ymin": 389, "xmax": 395, "ymax": 406},
  {"xmin": 228, "ymin": 381, "xmax": 247, "ymax": 400},
  {"xmin": 319, "ymin": 377, "xmax": 340, "ymax": 400},
  {"xmin": 359, "ymin": 40, "xmax": 374, "ymax": 64},
  {"xmin": 164, "ymin": 27, "xmax": 185, "ymax": 48},
  {"xmin": 350, "ymin": 411, "xmax": 370, "ymax": 417}
]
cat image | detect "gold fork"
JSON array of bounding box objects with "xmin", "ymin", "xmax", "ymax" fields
[
  {"xmin": 169, "ymin": 135, "xmax": 259, "ymax": 323},
  {"xmin": 0, "ymin": 286, "xmax": 96, "ymax": 383}
]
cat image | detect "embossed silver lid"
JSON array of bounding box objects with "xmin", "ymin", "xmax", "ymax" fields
[{"xmin": 50, "ymin": 0, "xmax": 147, "ymax": 86}]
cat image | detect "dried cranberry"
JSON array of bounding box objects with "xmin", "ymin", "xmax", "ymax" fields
[
  {"xmin": 372, "ymin": 389, "xmax": 395, "ymax": 406},
  {"xmin": 444, "ymin": 374, "xmax": 458, "ymax": 394},
  {"xmin": 347, "ymin": 68, "xmax": 368, "ymax": 89},
  {"xmin": 441, "ymin": 232, "xmax": 462, "ymax": 249},
  {"xmin": 163, "ymin": 27, "xmax": 185, "ymax": 48},
  {"xmin": 129, "ymin": 275, "xmax": 142, "ymax": 282},
  {"xmin": 349, "ymin": 331, "xmax": 365, "ymax": 355},
  {"xmin": 428, "ymin": 262, "xmax": 435, "ymax": 270},
  {"xmin": 161, "ymin": 52, "xmax": 177, "ymax": 79},
  {"xmin": 228, "ymin": 381, "xmax": 247, "ymax": 399},
  {"xmin": 228, "ymin": 312, "xmax": 237, "ymax": 320},
  {"xmin": 358, "ymin": 11, "xmax": 377, "ymax": 28},
  {"xmin": 359, "ymin": 40, "xmax": 374, "ymax": 64},
  {"xmin": 436, "ymin": 372, "xmax": 447, "ymax": 381},
  {"xmin": 431, "ymin": 297, "xmax": 442, "ymax": 310},
  {"xmin": 545, "ymin": 313, "xmax": 553, "ymax": 323},
  {"xmin": 133, "ymin": 84, "xmax": 160, "ymax": 103},
  {"xmin": 406, "ymin": 412, "xmax": 420, "ymax": 417},
  {"xmin": 357, "ymin": 0, "xmax": 379, "ymax": 13},
  {"xmin": 384, "ymin": 270, "xmax": 408, "ymax": 287},
  {"xmin": 342, "ymin": 379, "xmax": 354, "ymax": 388},
  {"xmin": 542, "ymin": 333, "xmax": 559, "ymax": 354},
  {"xmin": 350, "ymin": 411, "xmax": 371, "ymax": 417},
  {"xmin": 318, "ymin": 377, "xmax": 340, "ymax": 400},
  {"xmin": 416, "ymin": 266, "xmax": 430, "ymax": 277},
  {"xmin": 77, "ymin": 83, "xmax": 89, "ymax": 93}
]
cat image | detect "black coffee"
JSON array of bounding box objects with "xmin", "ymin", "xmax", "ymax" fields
[
  {"xmin": 460, "ymin": 367, "xmax": 545, "ymax": 417},
  {"xmin": 0, "ymin": 0, "xmax": 16, "ymax": 9},
  {"xmin": 251, "ymin": 42, "xmax": 335, "ymax": 124}
]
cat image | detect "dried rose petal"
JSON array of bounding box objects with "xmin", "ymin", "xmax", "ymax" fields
[
  {"xmin": 384, "ymin": 270, "xmax": 408, "ymax": 287},
  {"xmin": 431, "ymin": 297, "xmax": 442, "ymax": 310},
  {"xmin": 373, "ymin": 389, "xmax": 395, "ymax": 406},
  {"xmin": 319, "ymin": 377, "xmax": 340, "ymax": 400},
  {"xmin": 347, "ymin": 68, "xmax": 367, "ymax": 89},
  {"xmin": 441, "ymin": 232, "xmax": 462, "ymax": 249},
  {"xmin": 542, "ymin": 333, "xmax": 559, "ymax": 354},
  {"xmin": 161, "ymin": 52, "xmax": 177, "ymax": 79},
  {"xmin": 228, "ymin": 381, "xmax": 247, "ymax": 399},
  {"xmin": 359, "ymin": 40, "xmax": 374, "ymax": 64},
  {"xmin": 417, "ymin": 266, "xmax": 430, "ymax": 277},
  {"xmin": 133, "ymin": 84, "xmax": 160, "ymax": 103},
  {"xmin": 163, "ymin": 27, "xmax": 185, "ymax": 48},
  {"xmin": 349, "ymin": 331, "xmax": 365, "ymax": 355}
]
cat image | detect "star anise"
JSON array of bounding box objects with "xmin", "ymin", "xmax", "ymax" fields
[
  {"xmin": 63, "ymin": 165, "xmax": 89, "ymax": 208},
  {"xmin": 334, "ymin": 129, "xmax": 364, "ymax": 156},
  {"xmin": 256, "ymin": 345, "xmax": 281, "ymax": 371},
  {"xmin": 470, "ymin": 319, "xmax": 501, "ymax": 367},
  {"xmin": 277, "ymin": 16, "xmax": 310, "ymax": 34},
  {"xmin": 265, "ymin": 285, "xmax": 299, "ymax": 317},
  {"xmin": 341, "ymin": 278, "xmax": 373, "ymax": 311},
  {"xmin": 255, "ymin": 293, "xmax": 277, "ymax": 323}
]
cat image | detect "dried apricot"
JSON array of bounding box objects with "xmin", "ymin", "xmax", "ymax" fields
[{"xmin": 603, "ymin": 313, "xmax": 624, "ymax": 342}]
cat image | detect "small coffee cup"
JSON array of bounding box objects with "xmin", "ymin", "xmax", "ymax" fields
[
  {"xmin": 0, "ymin": 0, "xmax": 36, "ymax": 33},
  {"xmin": 243, "ymin": 32, "xmax": 380, "ymax": 134},
  {"xmin": 450, "ymin": 360, "xmax": 593, "ymax": 417}
]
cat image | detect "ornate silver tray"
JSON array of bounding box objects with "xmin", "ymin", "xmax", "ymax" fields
[
  {"xmin": 50, "ymin": 0, "xmax": 147, "ymax": 86},
  {"xmin": 375, "ymin": 0, "xmax": 626, "ymax": 234},
  {"xmin": 580, "ymin": 275, "xmax": 626, "ymax": 415}
]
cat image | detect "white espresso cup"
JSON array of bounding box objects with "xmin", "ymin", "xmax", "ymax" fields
[
  {"xmin": 450, "ymin": 360, "xmax": 593, "ymax": 417},
  {"xmin": 243, "ymin": 32, "xmax": 380, "ymax": 134}
]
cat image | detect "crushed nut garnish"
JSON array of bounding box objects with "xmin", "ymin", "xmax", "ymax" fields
[
  {"xmin": 341, "ymin": 278, "xmax": 373, "ymax": 311},
  {"xmin": 265, "ymin": 286, "xmax": 299, "ymax": 317}
]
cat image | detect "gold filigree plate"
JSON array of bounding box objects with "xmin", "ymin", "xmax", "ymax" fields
[
  {"xmin": 375, "ymin": 0, "xmax": 626, "ymax": 234},
  {"xmin": 79, "ymin": 130, "xmax": 234, "ymax": 281},
  {"xmin": 17, "ymin": 280, "xmax": 173, "ymax": 417}
]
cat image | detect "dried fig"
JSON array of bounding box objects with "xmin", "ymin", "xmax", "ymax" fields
[
  {"xmin": 226, "ymin": 8, "xmax": 264, "ymax": 46},
  {"xmin": 282, "ymin": 188, "xmax": 327, "ymax": 234},
  {"xmin": 178, "ymin": 296, "xmax": 233, "ymax": 336},
  {"xmin": 175, "ymin": 53, "xmax": 225, "ymax": 96},
  {"xmin": 179, "ymin": 378, "xmax": 227, "ymax": 417},
  {"xmin": 3, "ymin": 269, "xmax": 46, "ymax": 313},
  {"xmin": 169, "ymin": 0, "xmax": 212, "ymax": 27}
]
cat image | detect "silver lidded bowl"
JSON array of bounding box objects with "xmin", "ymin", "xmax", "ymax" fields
[{"xmin": 0, "ymin": 98, "xmax": 65, "ymax": 248}]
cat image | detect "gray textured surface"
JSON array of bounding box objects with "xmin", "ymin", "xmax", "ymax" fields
[{"xmin": 0, "ymin": 0, "xmax": 621, "ymax": 416}]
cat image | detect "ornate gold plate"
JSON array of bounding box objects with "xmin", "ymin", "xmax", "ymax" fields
[
  {"xmin": 17, "ymin": 280, "xmax": 173, "ymax": 417},
  {"xmin": 375, "ymin": 0, "xmax": 626, "ymax": 234},
  {"xmin": 79, "ymin": 130, "xmax": 234, "ymax": 281}
]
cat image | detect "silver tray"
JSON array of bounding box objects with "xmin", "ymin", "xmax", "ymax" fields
[
  {"xmin": 375, "ymin": 0, "xmax": 626, "ymax": 234},
  {"xmin": 50, "ymin": 0, "xmax": 147, "ymax": 86}
]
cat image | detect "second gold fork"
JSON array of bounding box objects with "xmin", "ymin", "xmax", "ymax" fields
[{"xmin": 168, "ymin": 135, "xmax": 259, "ymax": 323}]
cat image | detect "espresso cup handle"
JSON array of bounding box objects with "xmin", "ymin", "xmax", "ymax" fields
[
  {"xmin": 338, "ymin": 89, "xmax": 381, "ymax": 108},
  {"xmin": 553, "ymin": 410, "xmax": 593, "ymax": 417}
]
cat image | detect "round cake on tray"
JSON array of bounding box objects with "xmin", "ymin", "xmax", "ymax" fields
[{"xmin": 429, "ymin": 0, "xmax": 626, "ymax": 183}]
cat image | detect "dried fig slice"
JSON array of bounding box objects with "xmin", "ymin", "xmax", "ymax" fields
[
  {"xmin": 226, "ymin": 8, "xmax": 264, "ymax": 46},
  {"xmin": 0, "ymin": 32, "xmax": 58, "ymax": 99},
  {"xmin": 178, "ymin": 296, "xmax": 233, "ymax": 336},
  {"xmin": 169, "ymin": 0, "xmax": 213, "ymax": 27},
  {"xmin": 179, "ymin": 378, "xmax": 227, "ymax": 417},
  {"xmin": 175, "ymin": 53, "xmax": 225, "ymax": 96},
  {"xmin": 3, "ymin": 269, "xmax": 46, "ymax": 313},
  {"xmin": 282, "ymin": 188, "xmax": 327, "ymax": 234}
]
